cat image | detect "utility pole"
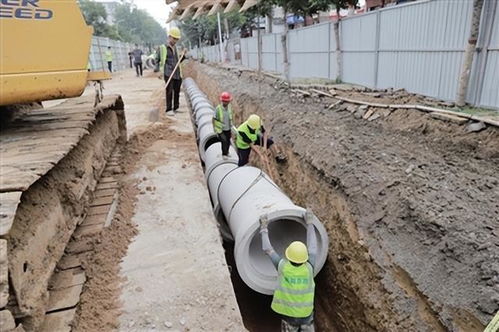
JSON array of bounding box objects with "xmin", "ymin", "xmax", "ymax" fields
[
  {"xmin": 217, "ymin": 12, "xmax": 224, "ymax": 63},
  {"xmin": 456, "ymin": 0, "xmax": 485, "ymax": 106}
]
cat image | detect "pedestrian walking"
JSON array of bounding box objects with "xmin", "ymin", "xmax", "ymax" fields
[
  {"xmin": 105, "ymin": 46, "xmax": 113, "ymax": 72},
  {"xmin": 235, "ymin": 114, "xmax": 286, "ymax": 166},
  {"xmin": 132, "ymin": 44, "xmax": 144, "ymax": 77},
  {"xmin": 260, "ymin": 210, "xmax": 318, "ymax": 332},
  {"xmin": 213, "ymin": 92, "xmax": 234, "ymax": 158},
  {"xmin": 157, "ymin": 27, "xmax": 186, "ymax": 115}
]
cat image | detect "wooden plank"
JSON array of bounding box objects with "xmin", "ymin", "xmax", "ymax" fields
[
  {"xmin": 49, "ymin": 268, "xmax": 86, "ymax": 290},
  {"xmin": 310, "ymin": 88, "xmax": 334, "ymax": 98},
  {"xmin": 0, "ymin": 192, "xmax": 22, "ymax": 236},
  {"xmin": 94, "ymin": 188, "xmax": 116, "ymax": 198},
  {"xmin": 47, "ymin": 284, "xmax": 83, "ymax": 311},
  {"xmin": 57, "ymin": 254, "xmax": 84, "ymax": 271},
  {"xmin": 430, "ymin": 112, "xmax": 468, "ymax": 124},
  {"xmin": 80, "ymin": 215, "xmax": 105, "ymax": 227},
  {"xmin": 40, "ymin": 308, "xmax": 76, "ymax": 332},
  {"xmin": 73, "ymin": 223, "xmax": 104, "ymax": 237},
  {"xmin": 91, "ymin": 196, "xmax": 114, "ymax": 207},
  {"xmin": 96, "ymin": 182, "xmax": 119, "ymax": 190},
  {"xmin": 104, "ymin": 195, "xmax": 119, "ymax": 227},
  {"xmin": 98, "ymin": 177, "xmax": 116, "ymax": 184},
  {"xmin": 65, "ymin": 240, "xmax": 93, "ymax": 255},
  {"xmin": 88, "ymin": 205, "xmax": 111, "ymax": 216}
]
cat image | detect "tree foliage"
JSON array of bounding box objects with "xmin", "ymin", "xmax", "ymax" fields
[
  {"xmin": 79, "ymin": 0, "xmax": 166, "ymax": 45},
  {"xmin": 179, "ymin": 11, "xmax": 247, "ymax": 46}
]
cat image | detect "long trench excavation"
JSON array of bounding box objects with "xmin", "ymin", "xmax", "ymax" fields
[
  {"xmin": 185, "ymin": 77, "xmax": 329, "ymax": 295},
  {"xmin": 182, "ymin": 62, "xmax": 499, "ymax": 332}
]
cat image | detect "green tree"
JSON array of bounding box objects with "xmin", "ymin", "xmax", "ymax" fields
[
  {"xmin": 79, "ymin": 0, "xmax": 117, "ymax": 38},
  {"xmin": 114, "ymin": 2, "xmax": 166, "ymax": 45}
]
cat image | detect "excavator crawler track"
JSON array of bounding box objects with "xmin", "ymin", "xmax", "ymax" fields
[{"xmin": 0, "ymin": 95, "xmax": 126, "ymax": 331}]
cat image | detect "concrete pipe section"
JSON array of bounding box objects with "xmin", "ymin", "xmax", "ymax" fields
[
  {"xmin": 184, "ymin": 78, "xmax": 329, "ymax": 295},
  {"xmin": 216, "ymin": 166, "xmax": 328, "ymax": 295}
]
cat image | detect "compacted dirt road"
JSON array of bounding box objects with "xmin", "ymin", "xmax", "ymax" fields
[{"xmin": 186, "ymin": 62, "xmax": 499, "ymax": 332}]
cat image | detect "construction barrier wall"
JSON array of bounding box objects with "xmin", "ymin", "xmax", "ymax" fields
[
  {"xmin": 88, "ymin": 36, "xmax": 148, "ymax": 72},
  {"xmin": 190, "ymin": 0, "xmax": 499, "ymax": 110}
]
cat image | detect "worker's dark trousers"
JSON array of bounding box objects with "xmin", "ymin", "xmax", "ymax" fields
[
  {"xmin": 165, "ymin": 78, "xmax": 182, "ymax": 112},
  {"xmin": 237, "ymin": 136, "xmax": 274, "ymax": 167},
  {"xmin": 237, "ymin": 148, "xmax": 251, "ymax": 166},
  {"xmin": 107, "ymin": 61, "xmax": 112, "ymax": 72},
  {"xmin": 134, "ymin": 62, "xmax": 143, "ymax": 76},
  {"xmin": 218, "ymin": 130, "xmax": 231, "ymax": 156}
]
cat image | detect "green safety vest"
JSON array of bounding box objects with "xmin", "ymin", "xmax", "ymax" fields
[
  {"xmin": 160, "ymin": 44, "xmax": 183, "ymax": 77},
  {"xmin": 105, "ymin": 50, "xmax": 113, "ymax": 62},
  {"xmin": 271, "ymin": 259, "xmax": 315, "ymax": 318},
  {"xmin": 213, "ymin": 104, "xmax": 233, "ymax": 134},
  {"xmin": 236, "ymin": 121, "xmax": 259, "ymax": 150}
]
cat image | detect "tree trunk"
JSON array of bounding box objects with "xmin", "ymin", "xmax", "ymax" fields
[
  {"xmin": 267, "ymin": 13, "xmax": 273, "ymax": 33},
  {"xmin": 334, "ymin": 8, "xmax": 342, "ymax": 82},
  {"xmin": 257, "ymin": 16, "xmax": 263, "ymax": 97},
  {"xmin": 456, "ymin": 0, "xmax": 484, "ymax": 106},
  {"xmin": 224, "ymin": 17, "xmax": 230, "ymax": 39},
  {"xmin": 281, "ymin": 6, "xmax": 290, "ymax": 83}
]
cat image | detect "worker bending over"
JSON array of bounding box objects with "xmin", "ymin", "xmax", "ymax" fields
[
  {"xmin": 213, "ymin": 92, "xmax": 234, "ymax": 158},
  {"xmin": 157, "ymin": 27, "xmax": 186, "ymax": 115},
  {"xmin": 235, "ymin": 114, "xmax": 286, "ymax": 166},
  {"xmin": 260, "ymin": 210, "xmax": 318, "ymax": 332}
]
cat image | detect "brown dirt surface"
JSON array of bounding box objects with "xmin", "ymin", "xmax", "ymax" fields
[
  {"xmin": 185, "ymin": 61, "xmax": 499, "ymax": 332},
  {"xmin": 72, "ymin": 121, "xmax": 182, "ymax": 331}
]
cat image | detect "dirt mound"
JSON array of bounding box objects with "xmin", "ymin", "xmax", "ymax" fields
[{"xmin": 185, "ymin": 62, "xmax": 499, "ymax": 331}]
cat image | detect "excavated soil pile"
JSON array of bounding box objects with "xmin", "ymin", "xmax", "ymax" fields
[{"xmin": 185, "ymin": 62, "xmax": 498, "ymax": 332}]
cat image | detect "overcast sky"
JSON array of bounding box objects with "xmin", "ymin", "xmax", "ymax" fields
[{"xmin": 95, "ymin": 0, "xmax": 367, "ymax": 28}]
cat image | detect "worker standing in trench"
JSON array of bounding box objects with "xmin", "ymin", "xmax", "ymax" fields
[
  {"xmin": 213, "ymin": 92, "xmax": 234, "ymax": 159},
  {"xmin": 235, "ymin": 114, "xmax": 286, "ymax": 166},
  {"xmin": 260, "ymin": 210, "xmax": 317, "ymax": 332}
]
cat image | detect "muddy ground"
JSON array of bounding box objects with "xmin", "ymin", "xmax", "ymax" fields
[{"xmin": 185, "ymin": 61, "xmax": 499, "ymax": 332}]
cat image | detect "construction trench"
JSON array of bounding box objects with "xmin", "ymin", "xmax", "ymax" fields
[
  {"xmin": 0, "ymin": 63, "xmax": 497, "ymax": 332},
  {"xmin": 181, "ymin": 61, "xmax": 499, "ymax": 332}
]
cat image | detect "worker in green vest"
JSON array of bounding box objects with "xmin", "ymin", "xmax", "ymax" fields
[
  {"xmin": 235, "ymin": 114, "xmax": 286, "ymax": 166},
  {"xmin": 213, "ymin": 91, "xmax": 234, "ymax": 158},
  {"xmin": 157, "ymin": 27, "xmax": 187, "ymax": 115},
  {"xmin": 260, "ymin": 210, "xmax": 318, "ymax": 332},
  {"xmin": 105, "ymin": 46, "xmax": 113, "ymax": 73}
]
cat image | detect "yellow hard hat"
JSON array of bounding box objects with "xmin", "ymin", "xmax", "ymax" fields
[
  {"xmin": 247, "ymin": 114, "xmax": 261, "ymax": 130},
  {"xmin": 169, "ymin": 27, "xmax": 181, "ymax": 39},
  {"xmin": 285, "ymin": 241, "xmax": 308, "ymax": 264}
]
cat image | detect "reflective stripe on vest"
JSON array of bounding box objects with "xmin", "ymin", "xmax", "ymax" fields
[
  {"xmin": 236, "ymin": 121, "xmax": 258, "ymax": 150},
  {"xmin": 160, "ymin": 44, "xmax": 183, "ymax": 78},
  {"xmin": 271, "ymin": 259, "xmax": 315, "ymax": 318},
  {"xmin": 214, "ymin": 104, "xmax": 233, "ymax": 133}
]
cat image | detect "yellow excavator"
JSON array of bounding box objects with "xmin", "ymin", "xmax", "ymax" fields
[{"xmin": 0, "ymin": 1, "xmax": 126, "ymax": 330}]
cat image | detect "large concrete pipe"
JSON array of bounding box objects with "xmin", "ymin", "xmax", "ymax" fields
[
  {"xmin": 184, "ymin": 78, "xmax": 329, "ymax": 295},
  {"xmin": 197, "ymin": 122, "xmax": 219, "ymax": 161},
  {"xmin": 216, "ymin": 166, "xmax": 329, "ymax": 295},
  {"xmin": 204, "ymin": 142, "xmax": 238, "ymax": 211},
  {"xmin": 195, "ymin": 107, "xmax": 214, "ymax": 124},
  {"xmin": 196, "ymin": 116, "xmax": 213, "ymax": 137}
]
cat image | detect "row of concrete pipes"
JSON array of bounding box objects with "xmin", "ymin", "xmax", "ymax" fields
[{"xmin": 183, "ymin": 78, "xmax": 329, "ymax": 295}]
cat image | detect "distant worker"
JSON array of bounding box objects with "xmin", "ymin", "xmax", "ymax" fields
[
  {"xmin": 157, "ymin": 27, "xmax": 186, "ymax": 115},
  {"xmin": 105, "ymin": 46, "xmax": 113, "ymax": 72},
  {"xmin": 132, "ymin": 44, "xmax": 144, "ymax": 77},
  {"xmin": 213, "ymin": 92, "xmax": 234, "ymax": 158},
  {"xmin": 235, "ymin": 114, "xmax": 286, "ymax": 166},
  {"xmin": 128, "ymin": 52, "xmax": 133, "ymax": 68},
  {"xmin": 260, "ymin": 210, "xmax": 317, "ymax": 332}
]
